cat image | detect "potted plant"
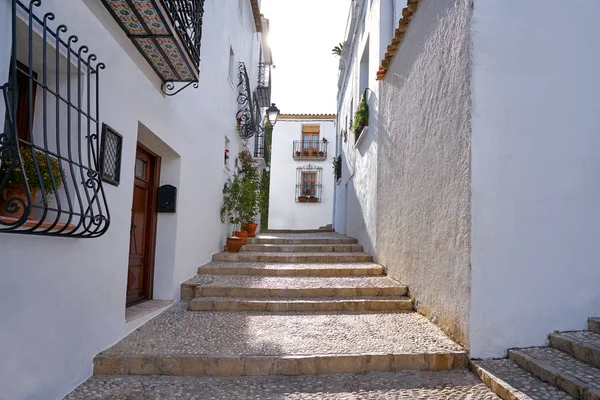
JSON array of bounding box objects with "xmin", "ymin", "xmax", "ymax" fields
[
  {"xmin": 312, "ymin": 150, "xmax": 318, "ymax": 156},
  {"xmin": 353, "ymin": 91, "xmax": 369, "ymax": 142},
  {"xmin": 318, "ymin": 151, "xmax": 325, "ymax": 157},
  {"xmin": 237, "ymin": 149, "xmax": 260, "ymax": 237},
  {"xmin": 303, "ymin": 150, "xmax": 309, "ymax": 156},
  {"xmin": 221, "ymin": 174, "xmax": 247, "ymax": 249},
  {"xmin": 0, "ymin": 145, "xmax": 63, "ymax": 218},
  {"xmin": 307, "ymin": 196, "xmax": 318, "ymax": 203},
  {"xmin": 298, "ymin": 195, "xmax": 308, "ymax": 203},
  {"xmin": 226, "ymin": 236, "xmax": 244, "ymax": 252},
  {"xmin": 322, "ymin": 138, "xmax": 328, "ymax": 144},
  {"xmin": 295, "ymin": 150, "xmax": 301, "ymax": 157}
]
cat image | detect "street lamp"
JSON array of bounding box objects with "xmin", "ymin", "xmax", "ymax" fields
[{"xmin": 266, "ymin": 103, "xmax": 280, "ymax": 126}]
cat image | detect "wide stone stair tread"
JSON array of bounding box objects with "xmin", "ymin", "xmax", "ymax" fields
[
  {"xmin": 66, "ymin": 370, "xmax": 501, "ymax": 399},
  {"xmin": 590, "ymin": 317, "xmax": 600, "ymax": 334},
  {"xmin": 188, "ymin": 296, "xmax": 413, "ymax": 312},
  {"xmin": 212, "ymin": 251, "xmax": 373, "ymax": 263},
  {"xmin": 550, "ymin": 330, "xmax": 600, "ymax": 368},
  {"xmin": 248, "ymin": 236, "xmax": 358, "ymax": 245},
  {"xmin": 197, "ymin": 261, "xmax": 385, "ymax": 277},
  {"xmin": 181, "ymin": 275, "xmax": 407, "ymax": 299},
  {"xmin": 471, "ymin": 358, "xmax": 575, "ymax": 400},
  {"xmin": 94, "ymin": 302, "xmax": 466, "ymax": 376},
  {"xmin": 243, "ymin": 243, "xmax": 364, "ymax": 252},
  {"xmin": 508, "ymin": 347, "xmax": 600, "ymax": 399}
]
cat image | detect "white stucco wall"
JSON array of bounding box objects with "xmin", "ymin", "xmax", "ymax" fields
[
  {"xmin": 377, "ymin": 0, "xmax": 472, "ymax": 347},
  {"xmin": 269, "ymin": 118, "xmax": 335, "ymax": 230},
  {"xmin": 469, "ymin": 0, "xmax": 600, "ymax": 358},
  {"xmin": 0, "ymin": 0, "xmax": 267, "ymax": 399},
  {"xmin": 334, "ymin": 0, "xmax": 391, "ymax": 254}
]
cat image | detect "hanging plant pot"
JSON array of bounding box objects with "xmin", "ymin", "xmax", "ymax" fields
[
  {"xmin": 227, "ymin": 237, "xmax": 244, "ymax": 252},
  {"xmin": 233, "ymin": 230, "xmax": 248, "ymax": 245}
]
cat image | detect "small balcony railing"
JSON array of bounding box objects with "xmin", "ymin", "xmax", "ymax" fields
[
  {"xmin": 292, "ymin": 141, "xmax": 328, "ymax": 161},
  {"xmin": 256, "ymin": 62, "xmax": 271, "ymax": 108}
]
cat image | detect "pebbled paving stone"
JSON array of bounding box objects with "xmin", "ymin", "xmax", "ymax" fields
[
  {"xmin": 99, "ymin": 302, "xmax": 462, "ymax": 357},
  {"xmin": 471, "ymin": 359, "xmax": 574, "ymax": 400},
  {"xmin": 65, "ymin": 370, "xmax": 500, "ymax": 399},
  {"xmin": 256, "ymin": 232, "xmax": 352, "ymax": 240}
]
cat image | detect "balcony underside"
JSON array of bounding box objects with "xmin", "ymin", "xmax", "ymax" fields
[{"xmin": 102, "ymin": 0, "xmax": 200, "ymax": 84}]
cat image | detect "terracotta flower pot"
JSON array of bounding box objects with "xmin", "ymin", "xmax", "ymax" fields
[
  {"xmin": 233, "ymin": 230, "xmax": 248, "ymax": 245},
  {"xmin": 298, "ymin": 197, "xmax": 307, "ymax": 203},
  {"xmin": 245, "ymin": 223, "xmax": 258, "ymax": 237},
  {"xmin": 226, "ymin": 237, "xmax": 244, "ymax": 252},
  {"xmin": 0, "ymin": 185, "xmax": 35, "ymax": 219},
  {"xmin": 307, "ymin": 197, "xmax": 318, "ymax": 203}
]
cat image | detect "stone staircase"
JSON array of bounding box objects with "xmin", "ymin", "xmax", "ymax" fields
[
  {"xmin": 93, "ymin": 231, "xmax": 468, "ymax": 378},
  {"xmin": 471, "ymin": 317, "xmax": 600, "ymax": 400}
]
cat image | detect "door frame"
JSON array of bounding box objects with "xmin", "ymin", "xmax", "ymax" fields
[{"xmin": 128, "ymin": 142, "xmax": 161, "ymax": 306}]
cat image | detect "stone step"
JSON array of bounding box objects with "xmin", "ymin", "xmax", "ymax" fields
[
  {"xmin": 470, "ymin": 359, "xmax": 575, "ymax": 400},
  {"xmin": 197, "ymin": 261, "xmax": 385, "ymax": 277},
  {"xmin": 243, "ymin": 244, "xmax": 364, "ymax": 253},
  {"xmin": 181, "ymin": 275, "xmax": 408, "ymax": 300},
  {"xmin": 261, "ymin": 228, "xmax": 334, "ymax": 233},
  {"xmin": 590, "ymin": 317, "xmax": 600, "ymax": 334},
  {"xmin": 212, "ymin": 251, "xmax": 373, "ymax": 263},
  {"xmin": 66, "ymin": 370, "xmax": 506, "ymax": 399},
  {"xmin": 549, "ymin": 331, "xmax": 600, "ymax": 369},
  {"xmin": 93, "ymin": 303, "xmax": 467, "ymax": 377},
  {"xmin": 188, "ymin": 296, "xmax": 413, "ymax": 312},
  {"xmin": 508, "ymin": 347, "xmax": 600, "ymax": 399},
  {"xmin": 247, "ymin": 236, "xmax": 358, "ymax": 245}
]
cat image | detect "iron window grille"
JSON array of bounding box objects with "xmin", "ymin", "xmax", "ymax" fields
[
  {"xmin": 296, "ymin": 165, "xmax": 322, "ymax": 203},
  {"xmin": 334, "ymin": 155, "xmax": 342, "ymax": 182},
  {"xmin": 100, "ymin": 124, "xmax": 123, "ymax": 187},
  {"xmin": 0, "ymin": 0, "xmax": 110, "ymax": 238},
  {"xmin": 292, "ymin": 140, "xmax": 328, "ymax": 160}
]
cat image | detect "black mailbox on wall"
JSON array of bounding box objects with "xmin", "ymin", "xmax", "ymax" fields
[{"xmin": 157, "ymin": 185, "xmax": 177, "ymax": 213}]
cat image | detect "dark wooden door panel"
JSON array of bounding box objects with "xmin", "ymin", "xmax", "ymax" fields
[{"xmin": 127, "ymin": 144, "xmax": 159, "ymax": 306}]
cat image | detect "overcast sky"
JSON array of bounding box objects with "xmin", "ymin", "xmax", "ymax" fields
[{"xmin": 261, "ymin": 0, "xmax": 351, "ymax": 115}]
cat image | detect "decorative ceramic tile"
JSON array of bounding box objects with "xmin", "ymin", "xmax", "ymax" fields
[
  {"xmin": 105, "ymin": 0, "xmax": 147, "ymax": 35},
  {"xmin": 131, "ymin": 0, "xmax": 170, "ymax": 35},
  {"xmin": 134, "ymin": 38, "xmax": 177, "ymax": 81},
  {"xmin": 156, "ymin": 38, "xmax": 194, "ymax": 81}
]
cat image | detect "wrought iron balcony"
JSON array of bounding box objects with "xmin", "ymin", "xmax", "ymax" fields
[
  {"xmin": 237, "ymin": 63, "xmax": 263, "ymax": 140},
  {"xmin": 256, "ymin": 62, "xmax": 272, "ymax": 108},
  {"xmin": 292, "ymin": 141, "xmax": 328, "ymax": 161},
  {"xmin": 101, "ymin": 0, "xmax": 205, "ymax": 95}
]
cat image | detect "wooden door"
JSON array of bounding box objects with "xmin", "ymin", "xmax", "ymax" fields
[{"xmin": 127, "ymin": 144, "xmax": 159, "ymax": 306}]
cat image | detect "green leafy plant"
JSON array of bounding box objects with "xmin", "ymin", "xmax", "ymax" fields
[
  {"xmin": 332, "ymin": 42, "xmax": 344, "ymax": 57},
  {"xmin": 264, "ymin": 121, "xmax": 273, "ymax": 164},
  {"xmin": 352, "ymin": 92, "xmax": 369, "ymax": 141},
  {"xmin": 0, "ymin": 145, "xmax": 64, "ymax": 198},
  {"xmin": 221, "ymin": 149, "xmax": 260, "ymax": 227},
  {"xmin": 258, "ymin": 169, "xmax": 270, "ymax": 230}
]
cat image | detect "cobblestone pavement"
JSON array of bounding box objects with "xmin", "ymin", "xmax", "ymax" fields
[
  {"xmin": 65, "ymin": 370, "xmax": 501, "ymax": 399},
  {"xmin": 472, "ymin": 359, "xmax": 574, "ymax": 399},
  {"xmin": 99, "ymin": 302, "xmax": 462, "ymax": 357},
  {"xmin": 255, "ymin": 232, "xmax": 353, "ymax": 240}
]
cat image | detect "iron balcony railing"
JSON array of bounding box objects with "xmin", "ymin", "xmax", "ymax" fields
[
  {"xmin": 101, "ymin": 0, "xmax": 205, "ymax": 95},
  {"xmin": 256, "ymin": 62, "xmax": 272, "ymax": 108},
  {"xmin": 292, "ymin": 141, "xmax": 328, "ymax": 160}
]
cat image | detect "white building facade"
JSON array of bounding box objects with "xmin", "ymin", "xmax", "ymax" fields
[
  {"xmin": 0, "ymin": 0, "xmax": 272, "ymax": 399},
  {"xmin": 335, "ymin": 0, "xmax": 600, "ymax": 358},
  {"xmin": 268, "ymin": 115, "xmax": 336, "ymax": 230}
]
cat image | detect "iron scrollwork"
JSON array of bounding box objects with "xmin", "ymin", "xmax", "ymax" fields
[
  {"xmin": 236, "ymin": 62, "xmax": 257, "ymax": 139},
  {"xmin": 0, "ymin": 0, "xmax": 110, "ymax": 237}
]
